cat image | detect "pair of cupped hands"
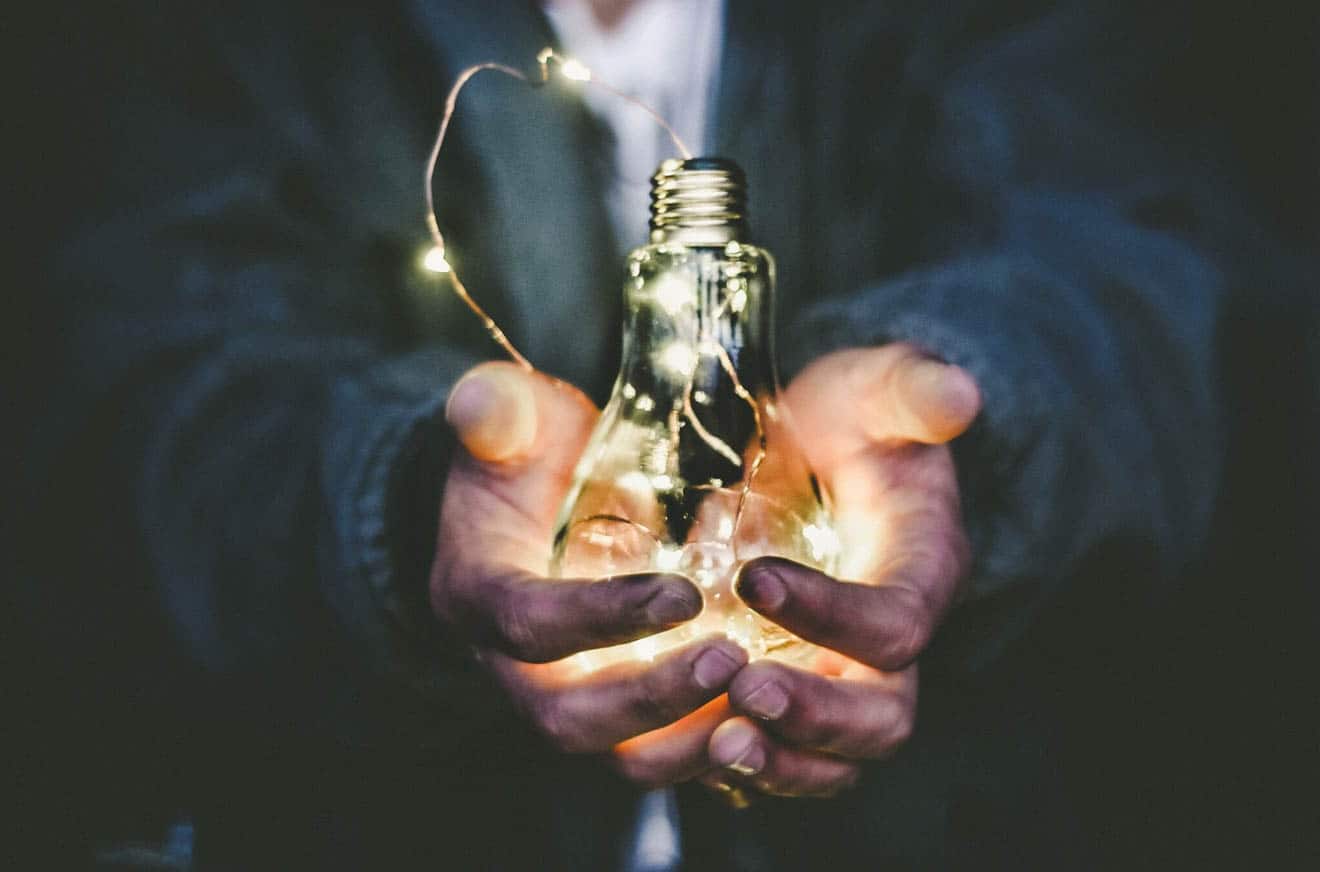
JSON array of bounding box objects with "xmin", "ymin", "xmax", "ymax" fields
[{"xmin": 430, "ymin": 345, "xmax": 980, "ymax": 801}]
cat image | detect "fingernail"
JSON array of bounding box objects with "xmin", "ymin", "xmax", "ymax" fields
[
  {"xmin": 925, "ymin": 362, "xmax": 980, "ymax": 420},
  {"xmin": 741, "ymin": 680, "xmax": 790, "ymax": 720},
  {"xmin": 692, "ymin": 646, "xmax": 745, "ymax": 691},
  {"xmin": 712, "ymin": 722, "xmax": 765, "ymax": 776},
  {"xmin": 736, "ymin": 565, "xmax": 787, "ymax": 614},
  {"xmin": 645, "ymin": 584, "xmax": 702, "ymax": 625},
  {"xmin": 908, "ymin": 359, "xmax": 981, "ymax": 436}
]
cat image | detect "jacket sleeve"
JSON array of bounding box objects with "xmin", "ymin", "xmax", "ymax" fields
[
  {"xmin": 47, "ymin": 9, "xmax": 500, "ymax": 729},
  {"xmin": 785, "ymin": 2, "xmax": 1231, "ymax": 673}
]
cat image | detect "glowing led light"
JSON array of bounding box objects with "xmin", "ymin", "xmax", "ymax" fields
[
  {"xmin": 655, "ymin": 545, "xmax": 683, "ymax": 571},
  {"xmin": 652, "ymin": 274, "xmax": 694, "ymax": 314},
  {"xmin": 658, "ymin": 342, "xmax": 698, "ymax": 376},
  {"xmin": 421, "ymin": 246, "xmax": 451, "ymax": 273},
  {"xmin": 692, "ymin": 389, "xmax": 710, "ymax": 405},
  {"xmin": 803, "ymin": 523, "xmax": 842, "ymax": 562},
  {"xmin": 423, "ymin": 46, "xmax": 695, "ymax": 370},
  {"xmin": 645, "ymin": 439, "xmax": 671, "ymax": 476},
  {"xmin": 622, "ymin": 383, "xmax": 637, "ymax": 399},
  {"xmin": 560, "ymin": 58, "xmax": 592, "ymax": 82},
  {"xmin": 635, "ymin": 394, "xmax": 655, "ymax": 412}
]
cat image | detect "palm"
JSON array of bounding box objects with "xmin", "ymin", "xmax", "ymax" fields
[{"xmin": 701, "ymin": 345, "xmax": 979, "ymax": 797}]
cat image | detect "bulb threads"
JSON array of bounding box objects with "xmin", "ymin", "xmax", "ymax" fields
[{"xmin": 649, "ymin": 158, "xmax": 748, "ymax": 245}]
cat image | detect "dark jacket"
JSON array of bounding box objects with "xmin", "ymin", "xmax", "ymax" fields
[{"xmin": 15, "ymin": 0, "xmax": 1308, "ymax": 868}]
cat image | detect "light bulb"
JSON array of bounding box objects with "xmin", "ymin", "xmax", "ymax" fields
[
  {"xmin": 551, "ymin": 158, "xmax": 836, "ymax": 669},
  {"xmin": 421, "ymin": 245, "xmax": 451, "ymax": 273}
]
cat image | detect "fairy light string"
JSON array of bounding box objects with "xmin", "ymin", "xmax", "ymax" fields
[{"xmin": 424, "ymin": 47, "xmax": 766, "ymax": 562}]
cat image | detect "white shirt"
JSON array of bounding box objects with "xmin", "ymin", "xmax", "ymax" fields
[
  {"xmin": 542, "ymin": 0, "xmax": 725, "ymax": 250},
  {"xmin": 538, "ymin": 7, "xmax": 726, "ymax": 869}
]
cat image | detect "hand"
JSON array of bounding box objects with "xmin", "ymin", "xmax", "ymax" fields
[
  {"xmin": 706, "ymin": 344, "xmax": 981, "ymax": 798},
  {"xmin": 429, "ymin": 362, "xmax": 747, "ymax": 783}
]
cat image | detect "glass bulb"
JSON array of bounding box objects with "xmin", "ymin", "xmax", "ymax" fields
[{"xmin": 551, "ymin": 158, "xmax": 836, "ymax": 669}]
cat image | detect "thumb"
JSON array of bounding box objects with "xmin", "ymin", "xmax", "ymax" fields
[
  {"xmin": 439, "ymin": 362, "xmax": 599, "ymax": 570},
  {"xmin": 445, "ymin": 362, "xmax": 540, "ymax": 462},
  {"xmin": 858, "ymin": 346, "xmax": 981, "ymax": 445}
]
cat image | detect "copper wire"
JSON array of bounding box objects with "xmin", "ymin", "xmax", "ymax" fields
[
  {"xmin": 425, "ymin": 50, "xmax": 770, "ymax": 573},
  {"xmin": 424, "ymin": 49, "xmax": 693, "ymax": 371}
]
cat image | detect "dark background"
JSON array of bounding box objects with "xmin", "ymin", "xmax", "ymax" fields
[{"xmin": 8, "ymin": 2, "xmax": 1318, "ymax": 868}]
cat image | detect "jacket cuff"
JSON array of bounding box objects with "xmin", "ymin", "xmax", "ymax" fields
[{"xmin": 322, "ymin": 347, "xmax": 485, "ymax": 694}]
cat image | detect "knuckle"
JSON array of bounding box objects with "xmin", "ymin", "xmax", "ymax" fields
[
  {"xmin": 869, "ymin": 697, "xmax": 915, "ymax": 757},
  {"xmin": 631, "ymin": 663, "xmax": 683, "ymax": 727},
  {"xmin": 495, "ymin": 588, "xmax": 545, "ymax": 661},
  {"xmin": 880, "ymin": 589, "xmax": 933, "ymax": 668},
  {"xmin": 803, "ymin": 586, "xmax": 850, "ymax": 647},
  {"xmin": 796, "ymin": 700, "xmax": 847, "ymax": 750},
  {"xmin": 890, "ymin": 708, "xmax": 915, "ymax": 749},
  {"xmin": 532, "ymin": 697, "xmax": 584, "ymax": 754}
]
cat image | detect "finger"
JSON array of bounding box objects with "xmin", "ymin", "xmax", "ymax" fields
[
  {"xmin": 446, "ymin": 356, "xmax": 596, "ymax": 490},
  {"xmin": 708, "ymin": 718, "xmax": 860, "ymax": 798},
  {"xmin": 435, "ymin": 363, "xmax": 600, "ymax": 612},
  {"xmin": 787, "ymin": 346, "xmax": 980, "ymax": 457},
  {"xmin": 612, "ymin": 696, "xmax": 732, "ymax": 788},
  {"xmin": 445, "ymin": 362, "xmax": 540, "ymax": 462},
  {"xmin": 496, "ymin": 636, "xmax": 747, "ymax": 754},
  {"xmin": 735, "ymin": 557, "xmax": 938, "ymax": 671},
  {"xmin": 728, "ymin": 661, "xmax": 915, "ymax": 760},
  {"xmin": 866, "ymin": 348, "xmax": 981, "ymax": 445},
  {"xmin": 444, "ymin": 568, "xmax": 702, "ymax": 663}
]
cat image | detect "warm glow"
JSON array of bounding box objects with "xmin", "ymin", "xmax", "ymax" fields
[
  {"xmin": 658, "ymin": 342, "xmax": 698, "ymax": 376},
  {"xmin": 560, "ymin": 58, "xmax": 592, "ymax": 82},
  {"xmin": 803, "ymin": 523, "xmax": 842, "ymax": 562},
  {"xmin": 618, "ymin": 471, "xmax": 652, "ymax": 494},
  {"xmin": 655, "ymin": 545, "xmax": 683, "ymax": 571},
  {"xmin": 651, "ymin": 473, "xmax": 676, "ymax": 491},
  {"xmin": 633, "ymin": 635, "xmax": 658, "ymax": 662},
  {"xmin": 652, "ymin": 274, "xmax": 694, "ymax": 315},
  {"xmin": 421, "ymin": 246, "xmax": 451, "ymax": 273}
]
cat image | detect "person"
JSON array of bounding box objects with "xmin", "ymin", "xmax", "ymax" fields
[{"xmin": 14, "ymin": 0, "xmax": 1311, "ymax": 868}]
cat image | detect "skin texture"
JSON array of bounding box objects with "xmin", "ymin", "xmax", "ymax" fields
[
  {"xmin": 432, "ymin": 363, "xmax": 747, "ymax": 760},
  {"xmin": 430, "ymin": 344, "xmax": 980, "ymax": 795}
]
